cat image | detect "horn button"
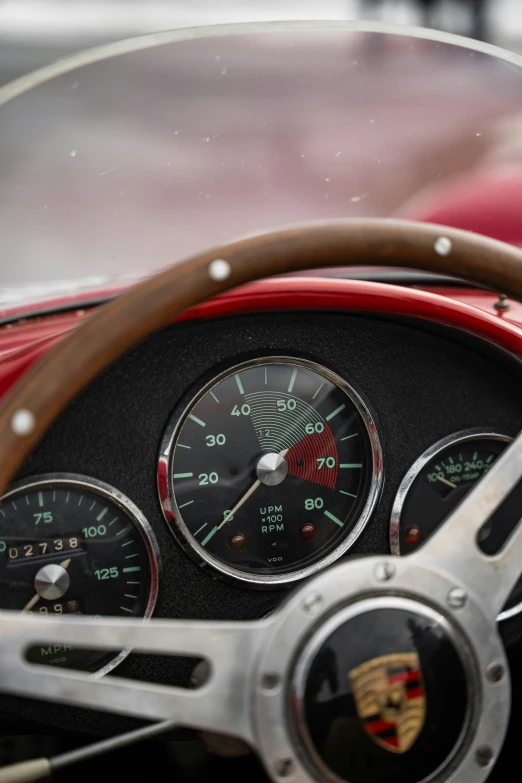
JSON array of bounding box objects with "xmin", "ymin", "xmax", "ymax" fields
[{"xmin": 293, "ymin": 599, "xmax": 470, "ymax": 783}]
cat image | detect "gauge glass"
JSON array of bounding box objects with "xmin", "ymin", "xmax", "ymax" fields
[
  {"xmin": 159, "ymin": 357, "xmax": 382, "ymax": 585},
  {"xmin": 390, "ymin": 430, "xmax": 522, "ymax": 622},
  {"xmin": 0, "ymin": 475, "xmax": 159, "ymax": 671}
]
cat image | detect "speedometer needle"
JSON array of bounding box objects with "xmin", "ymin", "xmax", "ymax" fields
[
  {"xmin": 22, "ymin": 558, "xmax": 72, "ymax": 613},
  {"xmin": 437, "ymin": 475, "xmax": 457, "ymax": 489},
  {"xmin": 218, "ymin": 448, "xmax": 289, "ymax": 530}
]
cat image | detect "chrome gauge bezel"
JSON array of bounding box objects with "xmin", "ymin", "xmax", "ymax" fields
[
  {"xmin": 158, "ymin": 356, "xmax": 383, "ymax": 588},
  {"xmin": 390, "ymin": 429, "xmax": 515, "ymax": 622},
  {"xmin": 0, "ymin": 473, "xmax": 161, "ymax": 678}
]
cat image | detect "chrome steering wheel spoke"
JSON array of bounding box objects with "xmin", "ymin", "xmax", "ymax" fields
[
  {"xmin": 0, "ymin": 612, "xmax": 267, "ymax": 745},
  {"xmin": 414, "ymin": 430, "xmax": 522, "ymax": 619}
]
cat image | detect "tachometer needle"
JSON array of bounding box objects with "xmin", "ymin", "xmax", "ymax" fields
[
  {"xmin": 437, "ymin": 475, "xmax": 457, "ymax": 489},
  {"xmin": 218, "ymin": 448, "xmax": 289, "ymax": 530},
  {"xmin": 22, "ymin": 558, "xmax": 72, "ymax": 613}
]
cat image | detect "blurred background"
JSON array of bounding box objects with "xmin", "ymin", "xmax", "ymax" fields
[
  {"xmin": 1, "ymin": 0, "xmax": 521, "ymax": 87},
  {"xmin": 2, "ymin": 1, "xmax": 522, "ymax": 298}
]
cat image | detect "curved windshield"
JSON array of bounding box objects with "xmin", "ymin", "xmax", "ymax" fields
[{"xmin": 0, "ymin": 22, "xmax": 522, "ymax": 291}]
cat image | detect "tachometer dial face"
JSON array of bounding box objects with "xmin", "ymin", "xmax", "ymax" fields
[
  {"xmin": 0, "ymin": 475, "xmax": 159, "ymax": 672},
  {"xmin": 159, "ymin": 357, "xmax": 382, "ymax": 586},
  {"xmin": 390, "ymin": 430, "xmax": 522, "ymax": 622}
]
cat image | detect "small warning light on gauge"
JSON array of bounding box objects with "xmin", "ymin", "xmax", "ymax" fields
[
  {"xmin": 404, "ymin": 525, "xmax": 422, "ymax": 546},
  {"xmin": 228, "ymin": 532, "xmax": 247, "ymax": 551},
  {"xmin": 300, "ymin": 522, "xmax": 317, "ymax": 541}
]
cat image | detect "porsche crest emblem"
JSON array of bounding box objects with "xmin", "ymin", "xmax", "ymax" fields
[{"xmin": 349, "ymin": 652, "xmax": 426, "ymax": 753}]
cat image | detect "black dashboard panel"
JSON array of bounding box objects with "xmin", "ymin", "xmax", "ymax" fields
[{"xmin": 5, "ymin": 311, "xmax": 522, "ymax": 733}]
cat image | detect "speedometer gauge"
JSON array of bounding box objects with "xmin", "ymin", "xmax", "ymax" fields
[
  {"xmin": 0, "ymin": 475, "xmax": 159, "ymax": 673},
  {"xmin": 390, "ymin": 430, "xmax": 522, "ymax": 622},
  {"xmin": 159, "ymin": 357, "xmax": 382, "ymax": 586}
]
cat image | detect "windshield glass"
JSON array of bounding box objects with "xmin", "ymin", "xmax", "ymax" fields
[{"xmin": 1, "ymin": 21, "xmax": 522, "ymax": 294}]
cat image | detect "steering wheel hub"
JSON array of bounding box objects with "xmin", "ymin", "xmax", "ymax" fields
[
  {"xmin": 294, "ymin": 598, "xmax": 471, "ymax": 783},
  {"xmin": 252, "ymin": 555, "xmax": 509, "ymax": 783}
]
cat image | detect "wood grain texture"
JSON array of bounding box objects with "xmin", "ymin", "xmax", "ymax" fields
[{"xmin": 0, "ymin": 217, "xmax": 521, "ymax": 495}]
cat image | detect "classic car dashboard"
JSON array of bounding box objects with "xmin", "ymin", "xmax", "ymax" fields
[{"xmin": 2, "ymin": 277, "xmax": 522, "ymax": 738}]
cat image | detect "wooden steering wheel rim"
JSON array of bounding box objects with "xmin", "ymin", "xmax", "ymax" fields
[{"xmin": 0, "ymin": 217, "xmax": 522, "ymax": 496}]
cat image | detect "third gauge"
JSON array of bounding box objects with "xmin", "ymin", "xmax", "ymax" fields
[{"xmin": 389, "ymin": 429, "xmax": 522, "ymax": 622}]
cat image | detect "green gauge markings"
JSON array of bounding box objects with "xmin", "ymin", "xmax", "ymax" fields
[
  {"xmin": 288, "ymin": 368, "xmax": 297, "ymax": 393},
  {"xmin": 201, "ymin": 526, "xmax": 218, "ymax": 547},
  {"xmin": 324, "ymin": 510, "xmax": 344, "ymax": 527},
  {"xmin": 312, "ymin": 382, "xmax": 324, "ymax": 400},
  {"xmin": 0, "ymin": 479, "xmax": 156, "ymax": 672},
  {"xmin": 189, "ymin": 414, "xmax": 206, "ymax": 427},
  {"xmin": 326, "ymin": 404, "xmax": 346, "ymax": 422},
  {"xmin": 167, "ymin": 358, "xmax": 379, "ymax": 580}
]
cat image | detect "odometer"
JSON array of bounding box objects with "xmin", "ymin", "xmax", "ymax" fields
[
  {"xmin": 0, "ymin": 475, "xmax": 159, "ymax": 672},
  {"xmin": 159, "ymin": 357, "xmax": 382, "ymax": 586}
]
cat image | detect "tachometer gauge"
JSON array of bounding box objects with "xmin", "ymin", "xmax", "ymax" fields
[
  {"xmin": 159, "ymin": 357, "xmax": 382, "ymax": 586},
  {"xmin": 0, "ymin": 475, "xmax": 159, "ymax": 673},
  {"xmin": 390, "ymin": 430, "xmax": 522, "ymax": 622}
]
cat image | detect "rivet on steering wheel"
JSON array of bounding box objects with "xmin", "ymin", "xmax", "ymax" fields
[
  {"xmin": 10, "ymin": 409, "xmax": 35, "ymax": 437},
  {"xmin": 374, "ymin": 561, "xmax": 395, "ymax": 582},
  {"xmin": 260, "ymin": 673, "xmax": 281, "ymax": 692},
  {"xmin": 475, "ymin": 745, "xmax": 494, "ymax": 767},
  {"xmin": 486, "ymin": 662, "xmax": 505, "ymax": 683},
  {"xmin": 208, "ymin": 258, "xmax": 231, "ymax": 281},
  {"xmin": 274, "ymin": 759, "xmax": 294, "ymax": 778},
  {"xmin": 301, "ymin": 593, "xmax": 323, "ymax": 614},
  {"xmin": 434, "ymin": 236, "xmax": 453, "ymax": 256},
  {"xmin": 447, "ymin": 587, "xmax": 468, "ymax": 609}
]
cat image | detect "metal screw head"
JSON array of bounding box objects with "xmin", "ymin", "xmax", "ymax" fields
[
  {"xmin": 486, "ymin": 662, "xmax": 505, "ymax": 683},
  {"xmin": 260, "ymin": 673, "xmax": 280, "ymax": 691},
  {"xmin": 374, "ymin": 562, "xmax": 395, "ymax": 582},
  {"xmin": 274, "ymin": 759, "xmax": 294, "ymax": 778},
  {"xmin": 447, "ymin": 587, "xmax": 467, "ymax": 609},
  {"xmin": 302, "ymin": 593, "xmax": 323, "ymax": 614},
  {"xmin": 475, "ymin": 745, "xmax": 494, "ymax": 767},
  {"xmin": 493, "ymin": 293, "xmax": 510, "ymax": 312}
]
